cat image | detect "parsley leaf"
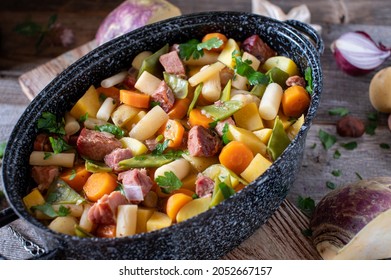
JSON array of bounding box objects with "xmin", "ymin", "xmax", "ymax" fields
[
  {"xmin": 152, "ymin": 139, "xmax": 170, "ymax": 155},
  {"xmin": 31, "ymin": 203, "xmax": 58, "ymax": 218},
  {"xmin": 57, "ymin": 205, "xmax": 71, "ymax": 217},
  {"xmin": 69, "ymin": 169, "xmax": 77, "ymax": 180},
  {"xmin": 318, "ymin": 129, "xmax": 336, "ymax": 150},
  {"xmin": 0, "ymin": 142, "xmax": 6, "ymax": 159},
  {"xmin": 218, "ymin": 182, "xmax": 235, "ymax": 199},
  {"xmin": 37, "ymin": 112, "xmax": 65, "ymax": 135},
  {"xmin": 222, "ymin": 123, "xmax": 231, "ymax": 144},
  {"xmin": 179, "ymin": 38, "xmax": 223, "ymax": 61},
  {"xmin": 331, "ymin": 169, "xmax": 342, "ymax": 177},
  {"xmin": 326, "ymin": 181, "xmax": 337, "ymax": 190},
  {"xmin": 155, "ymin": 171, "xmax": 183, "ymax": 194},
  {"xmin": 333, "ymin": 149, "xmax": 341, "ymax": 159},
  {"xmin": 304, "ymin": 67, "xmax": 313, "ymax": 94},
  {"xmin": 297, "ymin": 196, "xmax": 315, "ymax": 217},
  {"xmin": 79, "ymin": 113, "xmax": 89, "ymax": 122},
  {"xmin": 380, "ymin": 143, "xmax": 390, "ymax": 149},
  {"xmin": 196, "ymin": 37, "xmax": 223, "ymax": 51},
  {"xmin": 95, "ymin": 124, "xmax": 124, "ymax": 139},
  {"xmin": 340, "ymin": 141, "xmax": 357, "ymax": 150},
  {"xmin": 233, "ymin": 53, "xmax": 269, "ymax": 86},
  {"xmin": 328, "ymin": 107, "xmax": 349, "ymax": 117},
  {"xmin": 49, "ymin": 137, "xmax": 72, "ymax": 154}
]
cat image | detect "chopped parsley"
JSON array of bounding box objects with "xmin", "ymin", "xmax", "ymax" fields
[
  {"xmin": 179, "ymin": 37, "xmax": 223, "ymax": 60},
  {"xmin": 95, "ymin": 124, "xmax": 124, "ymax": 139},
  {"xmin": 331, "ymin": 169, "xmax": 342, "ymax": 177},
  {"xmin": 31, "ymin": 204, "xmax": 70, "ymax": 218},
  {"xmin": 380, "ymin": 143, "xmax": 390, "ymax": 149},
  {"xmin": 79, "ymin": 112, "xmax": 89, "ymax": 122},
  {"xmin": 233, "ymin": 52, "xmax": 269, "ymax": 86},
  {"xmin": 49, "ymin": 136, "xmax": 72, "ymax": 154},
  {"xmin": 318, "ymin": 129, "xmax": 336, "ymax": 150},
  {"xmin": 328, "ymin": 107, "xmax": 349, "ymax": 117},
  {"xmin": 297, "ymin": 196, "xmax": 315, "ymax": 217},
  {"xmin": 333, "ymin": 149, "xmax": 341, "ymax": 159},
  {"xmin": 0, "ymin": 141, "xmax": 6, "ymax": 159},
  {"xmin": 69, "ymin": 169, "xmax": 77, "ymax": 180},
  {"xmin": 156, "ymin": 171, "xmax": 183, "ymax": 194},
  {"xmin": 218, "ymin": 182, "xmax": 235, "ymax": 199},
  {"xmin": 222, "ymin": 123, "xmax": 231, "ymax": 144},
  {"xmin": 152, "ymin": 139, "xmax": 170, "ymax": 155},
  {"xmin": 340, "ymin": 141, "xmax": 357, "ymax": 150},
  {"xmin": 326, "ymin": 181, "xmax": 337, "ymax": 190},
  {"xmin": 37, "ymin": 112, "xmax": 65, "ymax": 135},
  {"xmin": 304, "ymin": 67, "xmax": 313, "ymax": 94}
]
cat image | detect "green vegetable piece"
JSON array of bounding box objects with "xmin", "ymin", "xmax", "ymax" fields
[
  {"xmin": 163, "ymin": 72, "xmax": 188, "ymax": 99},
  {"xmin": 0, "ymin": 141, "xmax": 6, "ymax": 159},
  {"xmin": 37, "ymin": 112, "xmax": 65, "ymax": 135},
  {"xmin": 155, "ymin": 171, "xmax": 183, "ymax": 194},
  {"xmin": 304, "ymin": 67, "xmax": 313, "ymax": 94},
  {"xmin": 328, "ymin": 107, "xmax": 349, "ymax": 117},
  {"xmin": 49, "ymin": 137, "xmax": 72, "ymax": 154},
  {"xmin": 31, "ymin": 203, "xmax": 58, "ymax": 218},
  {"xmin": 340, "ymin": 141, "xmax": 357, "ymax": 150},
  {"xmin": 95, "ymin": 123, "xmax": 124, "ymax": 139},
  {"xmin": 267, "ymin": 116, "xmax": 291, "ymax": 161},
  {"xmin": 233, "ymin": 52, "xmax": 269, "ymax": 86},
  {"xmin": 209, "ymin": 178, "xmax": 223, "ymax": 208},
  {"xmin": 297, "ymin": 196, "xmax": 315, "ymax": 217},
  {"xmin": 46, "ymin": 179, "xmax": 85, "ymax": 205},
  {"xmin": 85, "ymin": 159, "xmax": 112, "ymax": 173},
  {"xmin": 179, "ymin": 37, "xmax": 223, "ymax": 61},
  {"xmin": 118, "ymin": 154, "xmax": 178, "ymax": 169},
  {"xmin": 199, "ymin": 100, "xmax": 243, "ymax": 121},
  {"xmin": 218, "ymin": 182, "xmax": 235, "ymax": 199},
  {"xmin": 318, "ymin": 129, "xmax": 337, "ymax": 150},
  {"xmin": 74, "ymin": 225, "xmax": 94, "ymax": 238},
  {"xmin": 187, "ymin": 83, "xmax": 203, "ymax": 116},
  {"xmin": 250, "ymin": 84, "xmax": 267, "ymax": 98},
  {"xmin": 137, "ymin": 44, "xmax": 169, "ymax": 79},
  {"xmin": 220, "ymin": 79, "xmax": 232, "ymax": 101},
  {"xmin": 266, "ymin": 67, "xmax": 289, "ymax": 88}
]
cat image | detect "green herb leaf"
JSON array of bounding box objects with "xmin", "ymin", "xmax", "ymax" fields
[
  {"xmin": 222, "ymin": 123, "xmax": 231, "ymax": 145},
  {"xmin": 152, "ymin": 139, "xmax": 170, "ymax": 155},
  {"xmin": 197, "ymin": 37, "xmax": 223, "ymax": 51},
  {"xmin": 341, "ymin": 141, "xmax": 357, "ymax": 150},
  {"xmin": 326, "ymin": 181, "xmax": 337, "ymax": 189},
  {"xmin": 115, "ymin": 184, "xmax": 126, "ymax": 197},
  {"xmin": 156, "ymin": 171, "xmax": 183, "ymax": 194},
  {"xmin": 380, "ymin": 143, "xmax": 390, "ymax": 149},
  {"xmin": 218, "ymin": 182, "xmax": 235, "ymax": 199},
  {"xmin": 331, "ymin": 169, "xmax": 342, "ymax": 177},
  {"xmin": 318, "ymin": 129, "xmax": 337, "ymax": 150},
  {"xmin": 69, "ymin": 169, "xmax": 77, "ymax": 180},
  {"xmin": 355, "ymin": 172, "xmax": 363, "ymax": 180},
  {"xmin": 44, "ymin": 152, "xmax": 52, "ymax": 160},
  {"xmin": 57, "ymin": 205, "xmax": 71, "ymax": 217},
  {"xmin": 31, "ymin": 203, "xmax": 58, "ymax": 218},
  {"xmin": 302, "ymin": 228, "xmax": 313, "ymax": 237},
  {"xmin": 297, "ymin": 196, "xmax": 315, "ymax": 217},
  {"xmin": 304, "ymin": 67, "xmax": 313, "ymax": 94},
  {"xmin": 333, "ymin": 149, "xmax": 341, "ymax": 159},
  {"xmin": 95, "ymin": 124, "xmax": 124, "ymax": 139},
  {"xmin": 14, "ymin": 20, "xmax": 42, "ymax": 36},
  {"xmin": 328, "ymin": 107, "xmax": 349, "ymax": 117},
  {"xmin": 365, "ymin": 123, "xmax": 377, "ymax": 135},
  {"xmin": 179, "ymin": 39, "xmax": 203, "ymax": 60},
  {"xmin": 0, "ymin": 142, "xmax": 6, "ymax": 159},
  {"xmin": 49, "ymin": 137, "xmax": 72, "ymax": 154},
  {"xmin": 233, "ymin": 52, "xmax": 269, "ymax": 86},
  {"xmin": 37, "ymin": 112, "xmax": 65, "ymax": 135},
  {"xmin": 79, "ymin": 113, "xmax": 89, "ymax": 122},
  {"xmin": 367, "ymin": 112, "xmax": 379, "ymax": 122}
]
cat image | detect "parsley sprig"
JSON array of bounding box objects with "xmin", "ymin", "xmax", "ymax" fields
[
  {"xmin": 37, "ymin": 112, "xmax": 65, "ymax": 135},
  {"xmin": 179, "ymin": 37, "xmax": 223, "ymax": 60},
  {"xmin": 155, "ymin": 171, "xmax": 183, "ymax": 194},
  {"xmin": 233, "ymin": 51, "xmax": 269, "ymax": 86}
]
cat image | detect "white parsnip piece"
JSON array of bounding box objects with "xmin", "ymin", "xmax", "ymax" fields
[
  {"xmin": 129, "ymin": 105, "xmax": 168, "ymax": 140},
  {"xmin": 134, "ymin": 71, "xmax": 162, "ymax": 95},
  {"xmin": 154, "ymin": 158, "xmax": 190, "ymax": 181},
  {"xmin": 96, "ymin": 97, "xmax": 117, "ymax": 121},
  {"xmin": 201, "ymin": 71, "xmax": 221, "ymax": 102},
  {"xmin": 29, "ymin": 151, "xmax": 75, "ymax": 168},
  {"xmin": 64, "ymin": 112, "xmax": 80, "ymax": 135},
  {"xmin": 188, "ymin": 61, "xmax": 225, "ymax": 87},
  {"xmin": 101, "ymin": 71, "xmax": 128, "ymax": 88},
  {"xmin": 258, "ymin": 83, "xmax": 283, "ymax": 120}
]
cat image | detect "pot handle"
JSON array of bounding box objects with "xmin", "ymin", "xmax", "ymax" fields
[
  {"xmin": 0, "ymin": 207, "xmax": 18, "ymax": 228},
  {"xmin": 284, "ymin": 20, "xmax": 324, "ymax": 55}
]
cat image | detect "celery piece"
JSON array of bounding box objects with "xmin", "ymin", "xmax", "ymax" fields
[
  {"xmin": 266, "ymin": 67, "xmax": 289, "ymax": 89},
  {"xmin": 187, "ymin": 83, "xmax": 203, "ymax": 116},
  {"xmin": 137, "ymin": 44, "xmax": 169, "ymax": 79},
  {"xmin": 163, "ymin": 72, "xmax": 188, "ymax": 99},
  {"xmin": 267, "ymin": 116, "xmax": 291, "ymax": 161},
  {"xmin": 220, "ymin": 79, "xmax": 232, "ymax": 101},
  {"xmin": 85, "ymin": 159, "xmax": 112, "ymax": 173},
  {"xmin": 200, "ymin": 100, "xmax": 243, "ymax": 121},
  {"xmin": 46, "ymin": 179, "xmax": 85, "ymax": 205}
]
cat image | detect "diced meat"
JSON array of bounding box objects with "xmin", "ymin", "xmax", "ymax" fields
[
  {"xmin": 188, "ymin": 125, "xmax": 222, "ymax": 157},
  {"xmin": 170, "ymin": 43, "xmax": 180, "ymax": 53},
  {"xmin": 104, "ymin": 148, "xmax": 133, "ymax": 172},
  {"xmin": 151, "ymin": 81, "xmax": 175, "ymax": 113},
  {"xmin": 122, "ymin": 67, "xmax": 138, "ymax": 89},
  {"xmin": 144, "ymin": 138, "xmax": 159, "ymax": 151},
  {"xmin": 195, "ymin": 175, "xmax": 215, "ymax": 198},
  {"xmin": 286, "ymin": 75, "xmax": 306, "ymax": 87},
  {"xmin": 214, "ymin": 117, "xmax": 235, "ymax": 137},
  {"xmin": 88, "ymin": 191, "xmax": 128, "ymax": 225},
  {"xmin": 31, "ymin": 166, "xmax": 60, "ymax": 191},
  {"xmin": 33, "ymin": 133, "xmax": 52, "ymax": 152},
  {"xmin": 76, "ymin": 128, "xmax": 122, "ymax": 161},
  {"xmin": 242, "ymin": 35, "xmax": 277, "ymax": 64},
  {"xmin": 219, "ymin": 67, "xmax": 234, "ymax": 88},
  {"xmin": 117, "ymin": 168, "xmax": 153, "ymax": 196},
  {"xmin": 159, "ymin": 50, "xmax": 186, "ymax": 76},
  {"xmin": 122, "ymin": 185, "xmax": 144, "ymax": 202}
]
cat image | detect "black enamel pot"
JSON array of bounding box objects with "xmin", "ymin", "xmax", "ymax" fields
[{"xmin": 1, "ymin": 11, "xmax": 323, "ymax": 259}]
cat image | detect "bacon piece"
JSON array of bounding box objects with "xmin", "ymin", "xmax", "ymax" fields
[
  {"xmin": 286, "ymin": 75, "xmax": 306, "ymax": 87},
  {"xmin": 104, "ymin": 148, "xmax": 132, "ymax": 172},
  {"xmin": 242, "ymin": 35, "xmax": 277, "ymax": 64},
  {"xmin": 188, "ymin": 125, "xmax": 222, "ymax": 157},
  {"xmin": 151, "ymin": 81, "xmax": 175, "ymax": 113},
  {"xmin": 214, "ymin": 117, "xmax": 235, "ymax": 137},
  {"xmin": 88, "ymin": 191, "xmax": 128, "ymax": 225},
  {"xmin": 118, "ymin": 168, "xmax": 153, "ymax": 196},
  {"xmin": 159, "ymin": 50, "xmax": 186, "ymax": 76},
  {"xmin": 195, "ymin": 175, "xmax": 215, "ymax": 198},
  {"xmin": 31, "ymin": 166, "xmax": 60, "ymax": 191}
]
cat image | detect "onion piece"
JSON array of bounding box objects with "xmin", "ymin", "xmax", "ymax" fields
[{"xmin": 330, "ymin": 31, "xmax": 390, "ymax": 75}]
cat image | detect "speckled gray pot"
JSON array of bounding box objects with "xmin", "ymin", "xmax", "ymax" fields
[{"xmin": 2, "ymin": 12, "xmax": 323, "ymax": 259}]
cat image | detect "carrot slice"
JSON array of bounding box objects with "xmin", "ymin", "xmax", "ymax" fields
[
  {"xmin": 188, "ymin": 108, "xmax": 214, "ymax": 128},
  {"xmin": 202, "ymin": 32, "xmax": 228, "ymax": 52},
  {"xmin": 160, "ymin": 119, "xmax": 185, "ymax": 148},
  {"xmin": 281, "ymin": 85, "xmax": 311, "ymax": 118},
  {"xmin": 120, "ymin": 89, "xmax": 150, "ymax": 109},
  {"xmin": 168, "ymin": 98, "xmax": 191, "ymax": 120},
  {"xmin": 96, "ymin": 86, "xmax": 120, "ymax": 102},
  {"xmin": 60, "ymin": 165, "xmax": 91, "ymax": 192},
  {"xmin": 83, "ymin": 172, "xmax": 118, "ymax": 202},
  {"xmin": 165, "ymin": 193, "xmax": 193, "ymax": 222},
  {"xmin": 219, "ymin": 141, "xmax": 254, "ymax": 175}
]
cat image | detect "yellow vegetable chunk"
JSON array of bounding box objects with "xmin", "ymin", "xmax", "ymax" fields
[
  {"xmin": 263, "ymin": 110, "xmax": 293, "ymax": 130},
  {"xmin": 48, "ymin": 216, "xmax": 78, "ymax": 236},
  {"xmin": 70, "ymin": 85, "xmax": 101, "ymax": 119},
  {"xmin": 227, "ymin": 124, "xmax": 267, "ymax": 156},
  {"xmin": 176, "ymin": 196, "xmax": 212, "ymax": 223},
  {"xmin": 134, "ymin": 71, "xmax": 162, "ymax": 95},
  {"xmin": 111, "ymin": 104, "xmax": 141, "ymax": 128},
  {"xmin": 262, "ymin": 56, "xmax": 299, "ymax": 77},
  {"xmin": 136, "ymin": 207, "xmax": 155, "ymax": 234},
  {"xmin": 120, "ymin": 137, "xmax": 148, "ymax": 156},
  {"xmin": 116, "ymin": 204, "xmax": 138, "ymax": 237},
  {"xmin": 181, "ymin": 153, "xmax": 219, "ymax": 172},
  {"xmin": 233, "ymin": 102, "xmax": 264, "ymax": 131},
  {"xmin": 240, "ymin": 153, "xmax": 272, "ymax": 183},
  {"xmin": 124, "ymin": 110, "xmax": 147, "ymax": 130},
  {"xmin": 146, "ymin": 211, "xmax": 172, "ymax": 232},
  {"xmin": 23, "ymin": 188, "xmax": 45, "ymax": 213},
  {"xmin": 217, "ymin": 38, "xmax": 240, "ymax": 68},
  {"xmin": 287, "ymin": 114, "xmax": 305, "ymax": 140},
  {"xmin": 253, "ymin": 128, "xmax": 273, "ymax": 144}
]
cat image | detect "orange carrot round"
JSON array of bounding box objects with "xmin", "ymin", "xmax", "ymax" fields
[
  {"xmin": 202, "ymin": 32, "xmax": 228, "ymax": 52},
  {"xmin": 161, "ymin": 119, "xmax": 185, "ymax": 148},
  {"xmin": 281, "ymin": 85, "xmax": 311, "ymax": 118},
  {"xmin": 120, "ymin": 89, "xmax": 150, "ymax": 109},
  {"xmin": 188, "ymin": 108, "xmax": 214, "ymax": 128},
  {"xmin": 60, "ymin": 165, "xmax": 91, "ymax": 192},
  {"xmin": 165, "ymin": 193, "xmax": 193, "ymax": 222},
  {"xmin": 83, "ymin": 172, "xmax": 118, "ymax": 202},
  {"xmin": 219, "ymin": 141, "xmax": 254, "ymax": 175},
  {"xmin": 168, "ymin": 98, "xmax": 190, "ymax": 119},
  {"xmin": 96, "ymin": 86, "xmax": 120, "ymax": 102}
]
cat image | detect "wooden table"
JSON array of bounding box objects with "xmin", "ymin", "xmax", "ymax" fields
[{"xmin": 0, "ymin": 0, "xmax": 390, "ymax": 259}]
